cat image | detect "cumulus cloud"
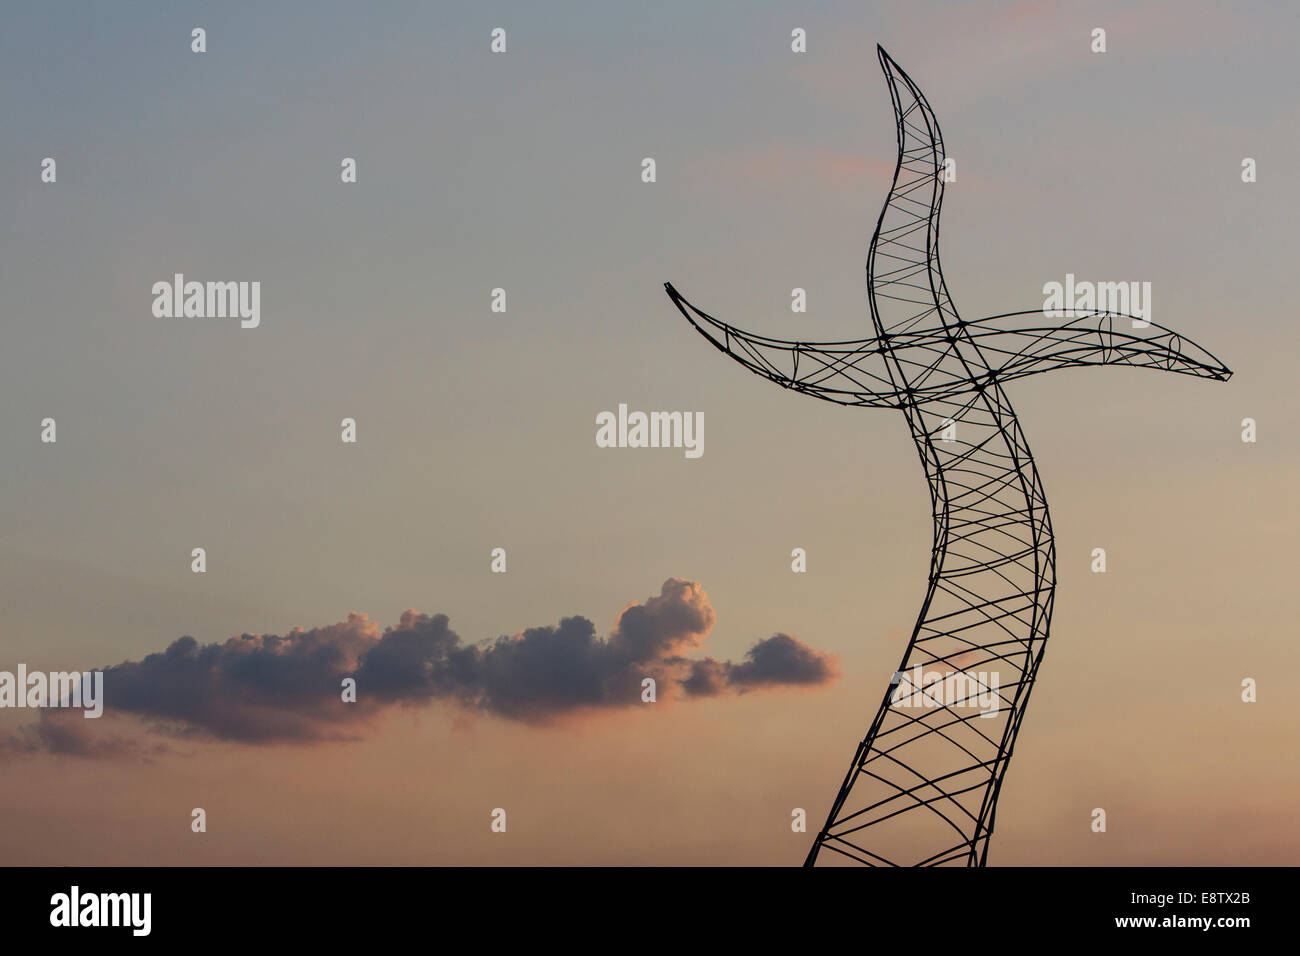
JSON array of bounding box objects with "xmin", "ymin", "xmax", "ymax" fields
[
  {"xmin": 6, "ymin": 579, "xmax": 838, "ymax": 755},
  {"xmin": 680, "ymin": 633, "xmax": 841, "ymax": 696},
  {"xmin": 4, "ymin": 709, "xmax": 154, "ymax": 759}
]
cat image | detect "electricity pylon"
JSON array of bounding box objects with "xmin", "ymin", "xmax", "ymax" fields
[{"xmin": 664, "ymin": 46, "xmax": 1231, "ymax": 866}]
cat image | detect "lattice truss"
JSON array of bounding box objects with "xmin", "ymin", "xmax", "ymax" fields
[{"xmin": 665, "ymin": 47, "xmax": 1231, "ymax": 866}]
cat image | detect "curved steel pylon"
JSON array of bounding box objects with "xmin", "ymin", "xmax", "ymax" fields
[{"xmin": 664, "ymin": 46, "xmax": 1232, "ymax": 866}]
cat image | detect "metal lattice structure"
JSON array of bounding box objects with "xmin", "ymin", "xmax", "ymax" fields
[{"xmin": 664, "ymin": 46, "xmax": 1232, "ymax": 866}]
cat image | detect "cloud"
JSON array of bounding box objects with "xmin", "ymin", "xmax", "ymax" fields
[
  {"xmin": 3, "ymin": 709, "xmax": 154, "ymax": 759},
  {"xmin": 6, "ymin": 579, "xmax": 838, "ymax": 755},
  {"xmin": 680, "ymin": 633, "xmax": 840, "ymax": 697}
]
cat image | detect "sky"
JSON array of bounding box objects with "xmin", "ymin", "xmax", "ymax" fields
[{"xmin": 0, "ymin": 0, "xmax": 1296, "ymax": 865}]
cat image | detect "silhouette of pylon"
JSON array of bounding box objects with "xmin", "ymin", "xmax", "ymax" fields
[{"xmin": 665, "ymin": 46, "xmax": 1231, "ymax": 866}]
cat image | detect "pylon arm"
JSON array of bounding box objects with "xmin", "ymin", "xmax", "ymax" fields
[
  {"xmin": 965, "ymin": 310, "xmax": 1233, "ymax": 383},
  {"xmin": 664, "ymin": 282, "xmax": 904, "ymax": 408}
]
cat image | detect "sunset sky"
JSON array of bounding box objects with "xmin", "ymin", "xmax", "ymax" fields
[{"xmin": 1, "ymin": 0, "xmax": 1296, "ymax": 865}]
